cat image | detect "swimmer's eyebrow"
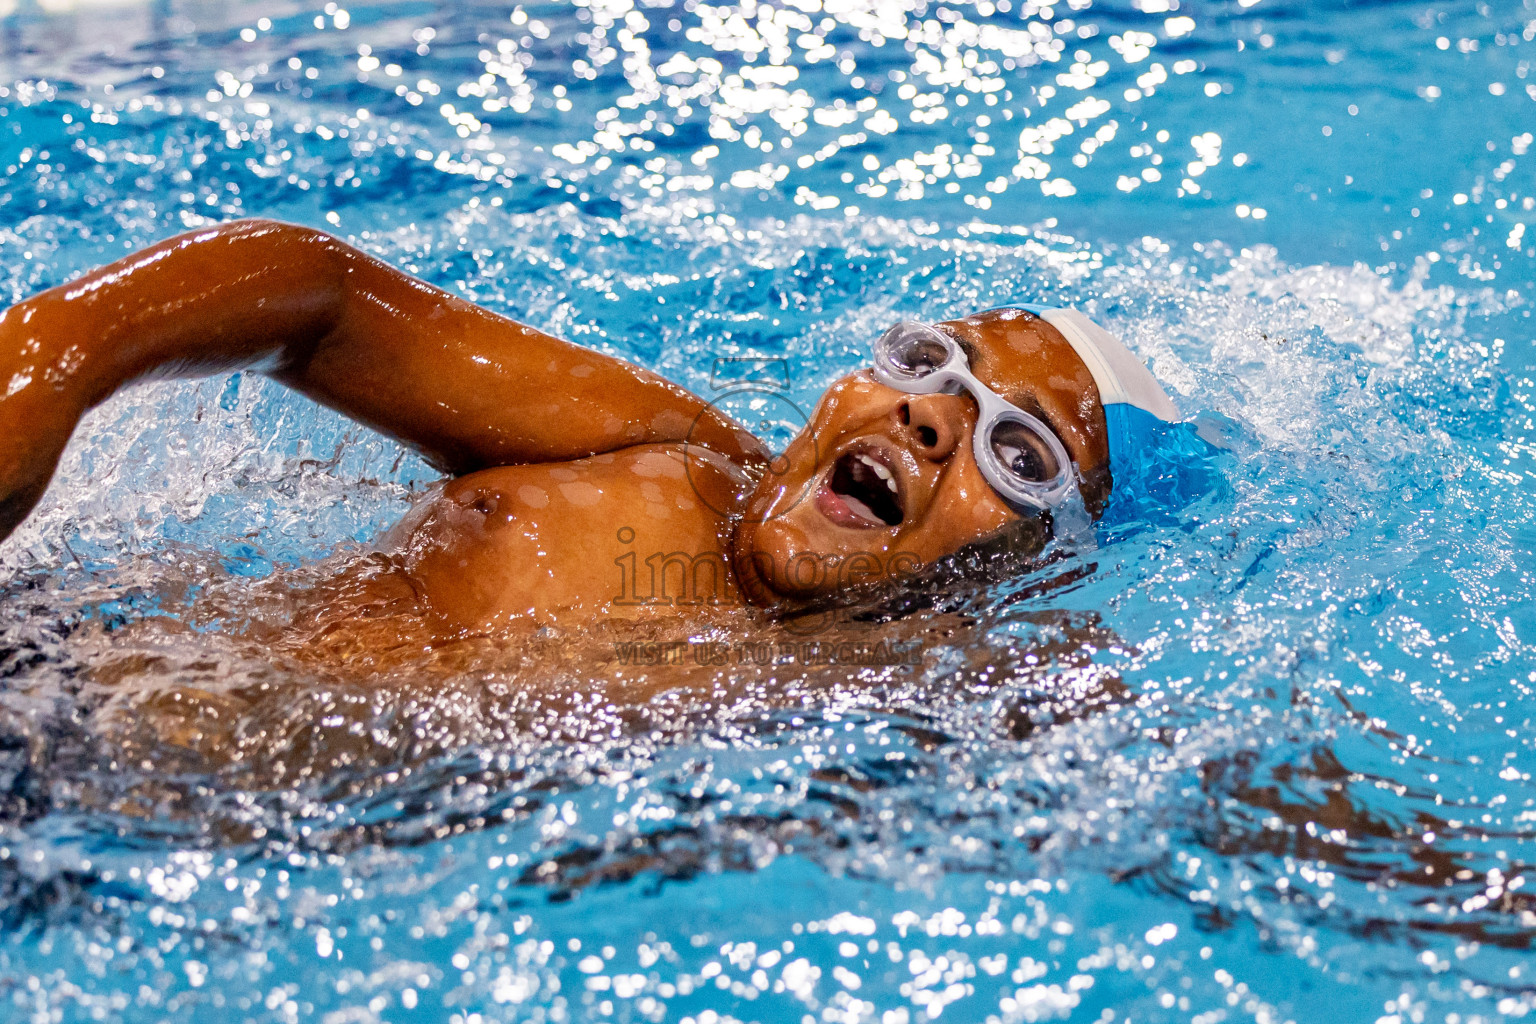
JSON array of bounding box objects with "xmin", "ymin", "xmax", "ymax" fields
[
  {"xmin": 951, "ymin": 335, "xmax": 1025, "ymax": 406},
  {"xmin": 943, "ymin": 329, "xmax": 1068, "ymax": 440},
  {"xmin": 1011, "ymin": 390, "xmax": 1055, "ymax": 427},
  {"xmin": 983, "ymin": 362, "xmax": 1071, "ymax": 446}
]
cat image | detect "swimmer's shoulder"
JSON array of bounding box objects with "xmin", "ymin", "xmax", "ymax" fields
[
  {"xmin": 385, "ymin": 444, "xmax": 754, "ymax": 631},
  {"xmin": 433, "ymin": 443, "xmax": 752, "ymax": 526}
]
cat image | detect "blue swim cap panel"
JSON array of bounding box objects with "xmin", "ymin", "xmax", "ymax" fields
[{"xmin": 1100, "ymin": 404, "xmax": 1230, "ymax": 524}]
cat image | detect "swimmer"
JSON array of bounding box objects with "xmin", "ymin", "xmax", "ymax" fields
[{"xmin": 0, "ymin": 218, "xmax": 1178, "ymax": 641}]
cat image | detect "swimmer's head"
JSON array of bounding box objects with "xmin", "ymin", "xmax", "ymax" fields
[{"xmin": 731, "ymin": 306, "xmax": 1176, "ymax": 609}]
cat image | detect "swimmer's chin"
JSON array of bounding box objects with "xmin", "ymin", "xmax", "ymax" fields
[
  {"xmin": 728, "ymin": 518, "xmax": 876, "ymax": 615},
  {"xmin": 728, "ymin": 519, "xmax": 837, "ymax": 614},
  {"xmin": 728, "ymin": 520, "xmax": 788, "ymax": 611}
]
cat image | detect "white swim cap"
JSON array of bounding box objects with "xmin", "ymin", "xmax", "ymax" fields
[
  {"xmin": 1031, "ymin": 307, "xmax": 1179, "ymax": 423},
  {"xmin": 991, "ymin": 303, "xmax": 1179, "ymax": 471}
]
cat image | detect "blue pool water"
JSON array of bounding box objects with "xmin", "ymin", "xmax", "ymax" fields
[{"xmin": 2, "ymin": 0, "xmax": 1536, "ymax": 1020}]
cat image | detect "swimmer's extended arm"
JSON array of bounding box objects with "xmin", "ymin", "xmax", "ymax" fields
[{"xmin": 0, "ymin": 218, "xmax": 766, "ymax": 539}]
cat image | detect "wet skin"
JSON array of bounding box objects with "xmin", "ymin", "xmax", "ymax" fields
[{"xmin": 0, "ymin": 219, "xmax": 1111, "ymax": 637}]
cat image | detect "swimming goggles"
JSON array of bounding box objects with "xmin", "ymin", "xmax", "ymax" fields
[{"xmin": 871, "ymin": 320, "xmax": 1093, "ymax": 539}]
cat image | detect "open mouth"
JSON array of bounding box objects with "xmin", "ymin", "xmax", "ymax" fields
[{"xmin": 817, "ymin": 449, "xmax": 904, "ymax": 528}]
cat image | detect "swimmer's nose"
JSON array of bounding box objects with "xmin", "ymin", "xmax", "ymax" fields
[{"xmin": 894, "ymin": 394, "xmax": 965, "ymax": 462}]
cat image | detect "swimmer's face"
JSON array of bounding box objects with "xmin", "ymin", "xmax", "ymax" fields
[{"xmin": 733, "ymin": 308, "xmax": 1112, "ymax": 609}]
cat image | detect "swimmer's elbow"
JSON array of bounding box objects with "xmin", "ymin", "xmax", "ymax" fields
[
  {"xmin": 220, "ymin": 217, "xmax": 350, "ymax": 264},
  {"xmin": 218, "ymin": 217, "xmax": 360, "ymax": 312}
]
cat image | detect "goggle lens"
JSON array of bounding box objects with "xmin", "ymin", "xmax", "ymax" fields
[
  {"xmin": 988, "ymin": 419, "xmax": 1061, "ymax": 484},
  {"xmin": 877, "ymin": 323, "xmax": 953, "ymax": 378}
]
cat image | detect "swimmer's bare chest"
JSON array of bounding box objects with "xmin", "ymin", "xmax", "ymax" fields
[{"xmin": 383, "ymin": 444, "xmax": 756, "ymax": 631}]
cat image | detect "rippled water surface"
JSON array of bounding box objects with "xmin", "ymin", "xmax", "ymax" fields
[{"xmin": 2, "ymin": 0, "xmax": 1536, "ymax": 1020}]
